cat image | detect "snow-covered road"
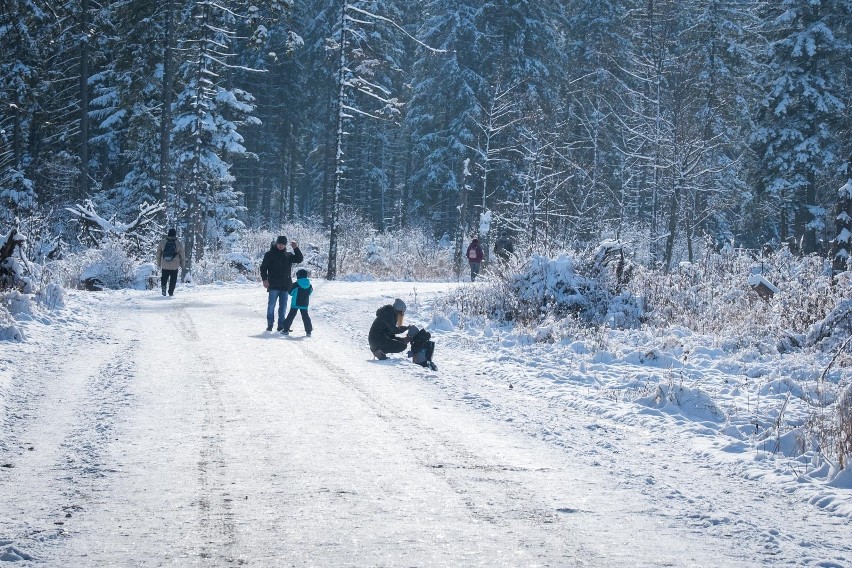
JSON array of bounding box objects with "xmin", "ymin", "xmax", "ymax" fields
[{"xmin": 1, "ymin": 281, "xmax": 848, "ymax": 566}]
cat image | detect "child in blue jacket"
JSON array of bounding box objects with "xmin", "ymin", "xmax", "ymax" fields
[{"xmin": 281, "ymin": 269, "xmax": 313, "ymax": 336}]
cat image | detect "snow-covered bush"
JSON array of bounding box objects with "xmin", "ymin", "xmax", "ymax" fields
[
  {"xmin": 630, "ymin": 247, "xmax": 848, "ymax": 351},
  {"xmin": 437, "ymin": 242, "xmax": 643, "ymax": 341},
  {"xmin": 53, "ymin": 238, "xmax": 139, "ymax": 290},
  {"xmin": 0, "ymin": 303, "xmax": 24, "ymax": 342},
  {"xmin": 132, "ymin": 263, "xmax": 158, "ymax": 290},
  {"xmin": 5, "ymin": 290, "xmax": 32, "ymax": 316},
  {"xmin": 35, "ymin": 282, "xmax": 65, "ymax": 309},
  {"xmin": 501, "ymin": 244, "xmax": 642, "ymax": 328}
]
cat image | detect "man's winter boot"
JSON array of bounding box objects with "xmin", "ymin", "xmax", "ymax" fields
[
  {"xmin": 372, "ymin": 349, "xmax": 387, "ymax": 360},
  {"xmin": 266, "ymin": 325, "xmax": 273, "ymax": 332}
]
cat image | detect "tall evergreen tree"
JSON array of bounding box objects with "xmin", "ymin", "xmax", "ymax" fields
[
  {"xmin": 0, "ymin": 0, "xmax": 44, "ymax": 222},
  {"xmin": 752, "ymin": 0, "xmax": 851, "ymax": 252}
]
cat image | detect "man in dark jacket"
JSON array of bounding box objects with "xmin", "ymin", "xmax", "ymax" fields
[
  {"xmin": 260, "ymin": 235, "xmax": 304, "ymax": 331},
  {"xmin": 368, "ymin": 298, "xmax": 409, "ymax": 360}
]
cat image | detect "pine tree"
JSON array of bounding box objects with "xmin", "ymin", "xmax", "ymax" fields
[
  {"xmin": 752, "ymin": 0, "xmax": 851, "ymax": 253},
  {"xmin": 171, "ymin": 0, "xmax": 261, "ymax": 265},
  {"xmin": 0, "ymin": 0, "xmax": 43, "ymax": 222}
]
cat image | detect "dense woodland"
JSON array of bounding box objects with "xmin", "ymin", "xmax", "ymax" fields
[{"xmin": 1, "ymin": 0, "xmax": 851, "ymax": 278}]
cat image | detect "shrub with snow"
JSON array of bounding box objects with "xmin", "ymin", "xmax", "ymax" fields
[
  {"xmin": 5, "ymin": 290, "xmax": 32, "ymax": 316},
  {"xmin": 61, "ymin": 239, "xmax": 139, "ymax": 290},
  {"xmin": 0, "ymin": 302, "xmax": 24, "ymax": 342},
  {"xmin": 35, "ymin": 282, "xmax": 65, "ymax": 309}
]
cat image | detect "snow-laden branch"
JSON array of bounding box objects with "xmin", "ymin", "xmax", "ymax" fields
[
  {"xmin": 66, "ymin": 200, "xmax": 166, "ymax": 246},
  {"xmin": 347, "ymin": 6, "xmax": 447, "ymax": 54}
]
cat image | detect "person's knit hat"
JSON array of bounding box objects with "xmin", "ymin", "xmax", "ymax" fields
[
  {"xmin": 276, "ymin": 235, "xmax": 287, "ymax": 245},
  {"xmin": 167, "ymin": 228, "xmax": 176, "ymax": 237},
  {"xmin": 296, "ymin": 269, "xmax": 308, "ymax": 279},
  {"xmin": 393, "ymin": 298, "xmax": 406, "ymax": 312}
]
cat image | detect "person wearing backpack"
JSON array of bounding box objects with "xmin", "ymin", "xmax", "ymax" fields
[
  {"xmin": 466, "ymin": 237, "xmax": 484, "ymax": 281},
  {"xmin": 280, "ymin": 268, "xmax": 313, "ymax": 336},
  {"xmin": 260, "ymin": 235, "xmax": 303, "ymax": 332},
  {"xmin": 156, "ymin": 228, "xmax": 185, "ymax": 296}
]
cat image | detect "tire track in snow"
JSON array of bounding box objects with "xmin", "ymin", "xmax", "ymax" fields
[
  {"xmin": 291, "ymin": 340, "xmax": 596, "ymax": 565},
  {"xmin": 0, "ymin": 327, "xmax": 136, "ymax": 564},
  {"xmin": 59, "ymin": 341, "xmax": 138, "ymax": 481},
  {"xmin": 169, "ymin": 306, "xmax": 240, "ymax": 565}
]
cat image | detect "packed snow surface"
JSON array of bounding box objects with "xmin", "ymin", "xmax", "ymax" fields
[{"xmin": 0, "ymin": 280, "xmax": 849, "ymax": 567}]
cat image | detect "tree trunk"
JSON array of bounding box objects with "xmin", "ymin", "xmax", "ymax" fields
[
  {"xmin": 803, "ymin": 171, "xmax": 817, "ymax": 253},
  {"xmin": 159, "ymin": 0, "xmax": 175, "ymax": 208},
  {"xmin": 663, "ymin": 182, "xmax": 681, "ymax": 269},
  {"xmin": 79, "ymin": 0, "xmax": 90, "ymax": 200},
  {"xmin": 326, "ymin": 1, "xmax": 349, "ymax": 280},
  {"xmin": 454, "ymin": 160, "xmax": 470, "ymax": 281}
]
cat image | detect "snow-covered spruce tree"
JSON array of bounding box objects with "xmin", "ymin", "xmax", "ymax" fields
[
  {"xmin": 231, "ymin": 4, "xmax": 305, "ymax": 229},
  {"xmin": 0, "ymin": 0, "xmax": 44, "ymax": 224},
  {"xmin": 171, "ymin": 0, "xmax": 265, "ymax": 267},
  {"xmin": 676, "ymin": 0, "xmax": 764, "ymax": 252},
  {"xmin": 407, "ymin": 0, "xmax": 564, "ymax": 242},
  {"xmin": 325, "ymin": 1, "xmax": 430, "ymax": 280},
  {"xmin": 88, "ymin": 0, "xmax": 172, "ymax": 218},
  {"xmin": 751, "ymin": 0, "xmax": 851, "ymax": 254}
]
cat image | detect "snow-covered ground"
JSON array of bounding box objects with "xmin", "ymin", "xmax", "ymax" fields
[{"xmin": 1, "ymin": 280, "xmax": 850, "ymax": 567}]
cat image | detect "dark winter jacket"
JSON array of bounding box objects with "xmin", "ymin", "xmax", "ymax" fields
[
  {"xmin": 466, "ymin": 240, "xmax": 484, "ymax": 263},
  {"xmin": 288, "ymin": 277, "xmax": 313, "ymax": 309},
  {"xmin": 368, "ymin": 304, "xmax": 408, "ymax": 345},
  {"xmin": 260, "ymin": 245, "xmax": 303, "ymax": 290}
]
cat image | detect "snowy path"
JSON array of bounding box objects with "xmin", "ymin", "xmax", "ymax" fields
[{"xmin": 0, "ymin": 282, "xmax": 848, "ymax": 566}]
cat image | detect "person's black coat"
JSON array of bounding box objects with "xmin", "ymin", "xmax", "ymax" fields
[
  {"xmin": 260, "ymin": 245, "xmax": 303, "ymax": 290},
  {"xmin": 368, "ymin": 304, "xmax": 407, "ymax": 346}
]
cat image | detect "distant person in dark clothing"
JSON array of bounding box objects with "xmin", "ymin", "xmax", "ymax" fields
[
  {"xmin": 368, "ymin": 298, "xmax": 410, "ymax": 360},
  {"xmin": 281, "ymin": 268, "xmax": 313, "ymax": 336},
  {"xmin": 466, "ymin": 238, "xmax": 484, "ymax": 281},
  {"xmin": 156, "ymin": 228, "xmax": 185, "ymax": 297},
  {"xmin": 493, "ymin": 233, "xmax": 514, "ymax": 262},
  {"xmin": 260, "ymin": 235, "xmax": 303, "ymax": 332}
]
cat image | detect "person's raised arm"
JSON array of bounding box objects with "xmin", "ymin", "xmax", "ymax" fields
[{"xmin": 290, "ymin": 241, "xmax": 304, "ymax": 263}]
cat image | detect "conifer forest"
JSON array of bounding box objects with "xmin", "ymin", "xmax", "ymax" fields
[{"xmin": 2, "ymin": 1, "xmax": 851, "ymax": 276}]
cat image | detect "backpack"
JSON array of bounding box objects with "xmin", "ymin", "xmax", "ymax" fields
[
  {"xmin": 162, "ymin": 238, "xmax": 178, "ymax": 261},
  {"xmin": 408, "ymin": 327, "xmax": 436, "ymax": 369}
]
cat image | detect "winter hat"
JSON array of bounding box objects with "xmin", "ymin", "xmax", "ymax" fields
[
  {"xmin": 167, "ymin": 228, "xmax": 176, "ymax": 237},
  {"xmin": 392, "ymin": 298, "xmax": 406, "ymax": 312},
  {"xmin": 276, "ymin": 235, "xmax": 288, "ymax": 245},
  {"xmin": 296, "ymin": 268, "xmax": 308, "ymax": 279}
]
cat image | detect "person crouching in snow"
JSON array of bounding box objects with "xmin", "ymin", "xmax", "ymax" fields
[
  {"xmin": 368, "ymin": 298, "xmax": 410, "ymax": 360},
  {"xmin": 281, "ymin": 268, "xmax": 313, "ymax": 336}
]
